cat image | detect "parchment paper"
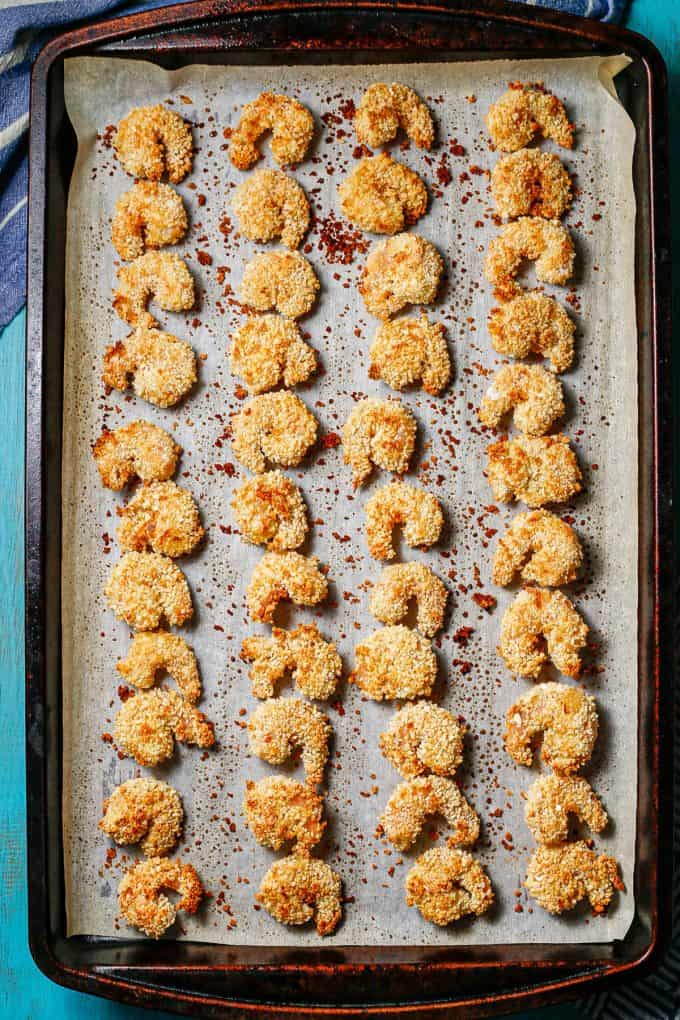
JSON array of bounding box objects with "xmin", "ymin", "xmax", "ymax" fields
[{"xmin": 61, "ymin": 54, "xmax": 638, "ymax": 947}]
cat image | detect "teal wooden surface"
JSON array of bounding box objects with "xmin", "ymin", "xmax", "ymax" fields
[{"xmin": 1, "ymin": 1, "xmax": 675, "ymax": 1015}]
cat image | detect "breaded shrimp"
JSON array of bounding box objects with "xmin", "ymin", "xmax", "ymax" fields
[
  {"xmin": 360, "ymin": 233, "xmax": 443, "ymax": 320},
  {"xmin": 493, "ymin": 509, "xmax": 582, "ymax": 587},
  {"xmin": 231, "ymin": 391, "xmax": 318, "ymax": 474},
  {"xmin": 498, "ymin": 586, "xmax": 588, "ymax": 679},
  {"xmin": 100, "ymin": 778, "xmax": 183, "ymax": 856},
  {"xmin": 102, "ymin": 322, "xmax": 197, "ymax": 408},
  {"xmin": 240, "ymin": 251, "xmax": 320, "ymax": 319},
  {"xmin": 244, "ymin": 776, "xmax": 325, "ymax": 852},
  {"xmin": 246, "ymin": 551, "xmax": 327, "ymax": 624},
  {"xmin": 365, "ymin": 480, "xmax": 443, "ymax": 560},
  {"xmin": 115, "ymin": 104, "xmax": 193, "ymax": 183},
  {"xmin": 112, "ymin": 181, "xmax": 188, "ymax": 261},
  {"xmin": 369, "ymin": 561, "xmax": 448, "ymax": 638},
  {"xmin": 338, "ymin": 153, "xmax": 428, "ymax": 234},
  {"xmin": 116, "ymin": 480, "xmax": 204, "ymax": 558},
  {"xmin": 485, "ymin": 433, "xmax": 582, "ymax": 507},
  {"xmin": 368, "ymin": 315, "xmax": 451, "ymax": 395},
  {"xmin": 229, "ymin": 314, "xmax": 317, "ymax": 394},
  {"xmin": 93, "ymin": 420, "xmax": 180, "ymax": 490},
  {"xmin": 247, "ymin": 696, "xmax": 331, "ymax": 786},
  {"xmin": 479, "ymin": 363, "xmax": 565, "ymax": 436},
  {"xmin": 488, "ymin": 292, "xmax": 575, "ymax": 374},
  {"xmin": 354, "ymin": 83, "xmax": 434, "ymax": 150},
  {"xmin": 229, "ymin": 92, "xmax": 314, "ymax": 169},
  {"xmin": 241, "ymin": 623, "xmax": 341, "ymax": 700},
  {"xmin": 114, "ymin": 688, "xmax": 215, "ymax": 767},
  {"xmin": 350, "ymin": 625, "xmax": 437, "ymax": 701},
  {"xmin": 117, "ymin": 630, "xmax": 201, "ymax": 704},
  {"xmin": 105, "ymin": 552, "xmax": 193, "ymax": 630},
  {"xmin": 524, "ymin": 842, "xmax": 623, "ymax": 916},
  {"xmin": 342, "ymin": 397, "xmax": 416, "ymax": 488},
  {"xmin": 118, "ymin": 857, "xmax": 204, "ymax": 939},
  {"xmin": 231, "ymin": 470, "xmax": 308, "ymax": 552},
  {"xmin": 486, "ymin": 83, "xmax": 573, "ymax": 152},
  {"xmin": 491, "ymin": 149, "xmax": 572, "ymax": 220},
  {"xmin": 484, "ymin": 217, "xmax": 575, "ymax": 302},
  {"xmin": 232, "ymin": 169, "xmax": 310, "ymax": 249},
  {"xmin": 257, "ymin": 855, "xmax": 342, "ymax": 935},
  {"xmin": 381, "ymin": 776, "xmax": 480, "ymax": 851},
  {"xmin": 525, "ymin": 775, "xmax": 608, "ymax": 845},
  {"xmin": 504, "ymin": 681, "xmax": 598, "ymax": 774},
  {"xmin": 113, "ymin": 251, "xmax": 195, "ymax": 325},
  {"xmin": 405, "ymin": 847, "xmax": 494, "ymax": 926},
  {"xmin": 379, "ymin": 701, "xmax": 465, "ymax": 779}
]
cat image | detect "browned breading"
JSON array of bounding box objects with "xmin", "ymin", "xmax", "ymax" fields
[
  {"xmin": 102, "ymin": 323, "xmax": 197, "ymax": 408},
  {"xmin": 117, "ymin": 480, "xmax": 203, "ymax": 558},
  {"xmin": 342, "ymin": 397, "xmax": 416, "ymax": 488},
  {"xmin": 524, "ymin": 842, "xmax": 623, "ymax": 916},
  {"xmin": 365, "ymin": 480, "xmax": 443, "ymax": 560},
  {"xmin": 247, "ymin": 697, "xmax": 331, "ymax": 786},
  {"xmin": 100, "ymin": 778, "xmax": 183, "ymax": 856},
  {"xmin": 379, "ymin": 701, "xmax": 465, "ymax": 779},
  {"xmin": 485, "ymin": 433, "xmax": 582, "ymax": 507},
  {"xmin": 246, "ymin": 551, "xmax": 328, "ymax": 623},
  {"xmin": 241, "ymin": 623, "xmax": 341, "ymax": 700},
  {"xmin": 231, "ymin": 470, "xmax": 308, "ymax": 552},
  {"xmin": 504, "ymin": 681, "xmax": 598, "ymax": 774},
  {"xmin": 368, "ymin": 315, "xmax": 451, "ymax": 395},
  {"xmin": 360, "ymin": 233, "xmax": 443, "ymax": 320},
  {"xmin": 486, "ymin": 83, "xmax": 574, "ymax": 152},
  {"xmin": 381, "ymin": 776, "xmax": 480, "ymax": 851},
  {"xmin": 369, "ymin": 561, "xmax": 448, "ymax": 638},
  {"xmin": 105, "ymin": 551, "xmax": 193, "ymax": 630},
  {"xmin": 117, "ymin": 630, "xmax": 201, "ymax": 704},
  {"xmin": 491, "ymin": 149, "xmax": 572, "ymax": 220},
  {"xmin": 498, "ymin": 586, "xmax": 588, "ymax": 679},
  {"xmin": 525, "ymin": 774, "xmax": 608, "ymax": 846},
  {"xmin": 114, "ymin": 687, "xmax": 215, "ymax": 767},
  {"xmin": 115, "ymin": 104, "xmax": 193, "ymax": 183},
  {"xmin": 229, "ymin": 314, "xmax": 317, "ymax": 394},
  {"xmin": 484, "ymin": 217, "xmax": 575, "ymax": 302},
  {"xmin": 118, "ymin": 857, "xmax": 204, "ymax": 939},
  {"xmin": 231, "ymin": 391, "xmax": 318, "ymax": 474},
  {"xmin": 240, "ymin": 251, "xmax": 320, "ymax": 319},
  {"xmin": 113, "ymin": 252, "xmax": 195, "ymax": 325},
  {"xmin": 493, "ymin": 509, "xmax": 582, "ymax": 587},
  {"xmin": 93, "ymin": 420, "xmax": 181, "ymax": 491},
  {"xmin": 256, "ymin": 855, "xmax": 342, "ymax": 935},
  {"xmin": 232, "ymin": 169, "xmax": 310, "ymax": 249},
  {"xmin": 244, "ymin": 776, "xmax": 325, "ymax": 852},
  {"xmin": 350, "ymin": 625, "xmax": 437, "ymax": 701},
  {"xmin": 405, "ymin": 847, "xmax": 494, "ymax": 926},
  {"xmin": 479, "ymin": 363, "xmax": 564, "ymax": 436},
  {"xmin": 488, "ymin": 291, "xmax": 575, "ymax": 374},
  {"xmin": 229, "ymin": 92, "xmax": 314, "ymax": 169},
  {"xmin": 338, "ymin": 153, "xmax": 428, "ymax": 234},
  {"xmin": 112, "ymin": 181, "xmax": 188, "ymax": 261},
  {"xmin": 354, "ymin": 82, "xmax": 434, "ymax": 150}
]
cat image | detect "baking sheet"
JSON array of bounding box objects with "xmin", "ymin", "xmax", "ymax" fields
[{"xmin": 61, "ymin": 54, "xmax": 637, "ymax": 947}]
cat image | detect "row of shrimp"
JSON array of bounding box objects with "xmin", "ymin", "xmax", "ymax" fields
[{"xmin": 479, "ymin": 83, "xmax": 623, "ymax": 916}]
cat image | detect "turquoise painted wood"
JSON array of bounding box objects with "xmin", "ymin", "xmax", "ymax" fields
[{"xmin": 2, "ymin": 1, "xmax": 676, "ymax": 1014}]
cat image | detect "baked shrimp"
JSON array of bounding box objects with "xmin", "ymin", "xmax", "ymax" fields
[
  {"xmin": 93, "ymin": 420, "xmax": 180, "ymax": 490},
  {"xmin": 484, "ymin": 217, "xmax": 575, "ymax": 302},
  {"xmin": 100, "ymin": 778, "xmax": 183, "ymax": 856},
  {"xmin": 525, "ymin": 774, "xmax": 608, "ymax": 846},
  {"xmin": 229, "ymin": 314, "xmax": 317, "ymax": 394},
  {"xmin": 232, "ymin": 169, "xmax": 310, "ymax": 249},
  {"xmin": 113, "ymin": 251, "xmax": 195, "ymax": 326},
  {"xmin": 338, "ymin": 153, "xmax": 428, "ymax": 234},
  {"xmin": 488, "ymin": 292, "xmax": 575, "ymax": 374},
  {"xmin": 229, "ymin": 92, "xmax": 314, "ymax": 169},
  {"xmin": 365, "ymin": 480, "xmax": 444, "ymax": 560},
  {"xmin": 231, "ymin": 391, "xmax": 318, "ymax": 474},
  {"xmin": 257, "ymin": 855, "xmax": 342, "ymax": 936},
  {"xmin": 381, "ymin": 776, "xmax": 480, "ymax": 851},
  {"xmin": 493, "ymin": 509, "xmax": 582, "ymax": 587},
  {"xmin": 524, "ymin": 842, "xmax": 623, "ymax": 916},
  {"xmin": 231, "ymin": 470, "xmax": 308, "ymax": 552},
  {"xmin": 354, "ymin": 82, "xmax": 434, "ymax": 150},
  {"xmin": 112, "ymin": 181, "xmax": 188, "ymax": 261},
  {"xmin": 118, "ymin": 857, "xmax": 204, "ymax": 939},
  {"xmin": 117, "ymin": 630, "xmax": 201, "ymax": 703},
  {"xmin": 247, "ymin": 696, "xmax": 331, "ymax": 786},
  {"xmin": 115, "ymin": 104, "xmax": 193, "ymax": 183},
  {"xmin": 485, "ymin": 433, "xmax": 582, "ymax": 507},
  {"xmin": 504, "ymin": 681, "xmax": 598, "ymax": 774},
  {"xmin": 369, "ymin": 561, "xmax": 448, "ymax": 638},
  {"xmin": 405, "ymin": 847, "xmax": 494, "ymax": 926},
  {"xmin": 498, "ymin": 586, "xmax": 588, "ymax": 679},
  {"xmin": 241, "ymin": 623, "xmax": 341, "ymax": 700},
  {"xmin": 491, "ymin": 149, "xmax": 572, "ymax": 220},
  {"xmin": 486, "ymin": 83, "xmax": 573, "ymax": 152},
  {"xmin": 102, "ymin": 323, "xmax": 197, "ymax": 408},
  {"xmin": 350, "ymin": 625, "xmax": 437, "ymax": 701},
  {"xmin": 114, "ymin": 688, "xmax": 215, "ymax": 767},
  {"xmin": 360, "ymin": 233, "xmax": 443, "ymax": 320},
  {"xmin": 116, "ymin": 480, "xmax": 204, "ymax": 558},
  {"xmin": 105, "ymin": 551, "xmax": 193, "ymax": 630},
  {"xmin": 342, "ymin": 397, "xmax": 416, "ymax": 488},
  {"xmin": 246, "ymin": 551, "xmax": 328, "ymax": 624},
  {"xmin": 479, "ymin": 363, "xmax": 565, "ymax": 436},
  {"xmin": 240, "ymin": 251, "xmax": 320, "ymax": 319},
  {"xmin": 244, "ymin": 776, "xmax": 325, "ymax": 853},
  {"xmin": 379, "ymin": 701, "xmax": 465, "ymax": 779},
  {"xmin": 368, "ymin": 315, "xmax": 451, "ymax": 395}
]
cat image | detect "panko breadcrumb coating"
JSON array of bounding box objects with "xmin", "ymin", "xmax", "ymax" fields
[
  {"xmin": 241, "ymin": 623, "xmax": 341, "ymax": 700},
  {"xmin": 354, "ymin": 82, "xmax": 434, "ymax": 150},
  {"xmin": 491, "ymin": 149, "xmax": 572, "ymax": 220},
  {"xmin": 484, "ymin": 217, "xmax": 575, "ymax": 302},
  {"xmin": 369, "ymin": 561, "xmax": 448, "ymax": 638},
  {"xmin": 381, "ymin": 776, "xmax": 480, "ymax": 851},
  {"xmin": 117, "ymin": 480, "xmax": 203, "ymax": 558},
  {"xmin": 115, "ymin": 104, "xmax": 193, "ymax": 183},
  {"xmin": 117, "ymin": 630, "xmax": 201, "ymax": 704},
  {"xmin": 231, "ymin": 470, "xmax": 308, "ymax": 552},
  {"xmin": 113, "ymin": 251, "xmax": 195, "ymax": 325},
  {"xmin": 498, "ymin": 586, "xmax": 588, "ymax": 679},
  {"xmin": 493, "ymin": 509, "xmax": 582, "ymax": 587},
  {"xmin": 524, "ymin": 842, "xmax": 623, "ymax": 916},
  {"xmin": 232, "ymin": 169, "xmax": 310, "ymax": 249},
  {"xmin": 504, "ymin": 681, "xmax": 598, "ymax": 774},
  {"xmin": 247, "ymin": 696, "xmax": 331, "ymax": 786},
  {"xmin": 114, "ymin": 687, "xmax": 215, "ymax": 767},
  {"xmin": 365, "ymin": 480, "xmax": 443, "ymax": 560},
  {"xmin": 244, "ymin": 776, "xmax": 325, "ymax": 852},
  {"xmin": 229, "ymin": 92, "xmax": 314, "ymax": 169},
  {"xmin": 112, "ymin": 181, "xmax": 188, "ymax": 261},
  {"xmin": 229, "ymin": 314, "xmax": 317, "ymax": 394},
  {"xmin": 525, "ymin": 774, "xmax": 608, "ymax": 846},
  {"xmin": 100, "ymin": 778, "xmax": 183, "ymax": 856},
  {"xmin": 380, "ymin": 701, "xmax": 465, "ymax": 779},
  {"xmin": 486, "ymin": 83, "xmax": 573, "ymax": 152},
  {"xmin": 105, "ymin": 551, "xmax": 193, "ymax": 630},
  {"xmin": 338, "ymin": 153, "xmax": 428, "ymax": 234},
  {"xmin": 93, "ymin": 420, "xmax": 181, "ymax": 490},
  {"xmin": 246, "ymin": 551, "xmax": 327, "ymax": 623},
  {"xmin": 257, "ymin": 855, "xmax": 342, "ymax": 936},
  {"xmin": 102, "ymin": 322, "xmax": 197, "ymax": 408},
  {"xmin": 240, "ymin": 251, "xmax": 320, "ymax": 319},
  {"xmin": 488, "ymin": 291, "xmax": 575, "ymax": 374},
  {"xmin": 479, "ymin": 363, "xmax": 565, "ymax": 436},
  {"xmin": 405, "ymin": 847, "xmax": 494, "ymax": 926},
  {"xmin": 350, "ymin": 625, "xmax": 437, "ymax": 701},
  {"xmin": 368, "ymin": 315, "xmax": 451, "ymax": 395},
  {"xmin": 231, "ymin": 391, "xmax": 318, "ymax": 474},
  {"xmin": 118, "ymin": 857, "xmax": 204, "ymax": 939},
  {"xmin": 342, "ymin": 397, "xmax": 416, "ymax": 488},
  {"xmin": 360, "ymin": 233, "xmax": 443, "ymax": 320},
  {"xmin": 485, "ymin": 433, "xmax": 582, "ymax": 507}
]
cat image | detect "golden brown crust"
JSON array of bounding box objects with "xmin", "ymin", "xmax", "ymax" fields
[
  {"xmin": 117, "ymin": 630, "xmax": 201, "ymax": 704},
  {"xmin": 93, "ymin": 420, "xmax": 181, "ymax": 491},
  {"xmin": 479, "ymin": 363, "xmax": 565, "ymax": 436},
  {"xmin": 256, "ymin": 855, "xmax": 342, "ymax": 935},
  {"xmin": 405, "ymin": 847, "xmax": 494, "ymax": 926},
  {"xmin": 338, "ymin": 153, "xmax": 428, "ymax": 234},
  {"xmin": 488, "ymin": 292, "xmax": 575, "ymax": 374},
  {"xmin": 115, "ymin": 104, "xmax": 193, "ymax": 183},
  {"xmin": 365, "ymin": 480, "xmax": 443, "ymax": 560},
  {"xmin": 231, "ymin": 391, "xmax": 318, "ymax": 474},
  {"xmin": 240, "ymin": 251, "xmax": 320, "ymax": 319},
  {"xmin": 244, "ymin": 776, "xmax": 325, "ymax": 852},
  {"xmin": 485, "ymin": 217, "xmax": 575, "ymax": 302},
  {"xmin": 491, "ymin": 149, "xmax": 572, "ymax": 220},
  {"xmin": 350, "ymin": 625, "xmax": 437, "ymax": 701},
  {"xmin": 105, "ymin": 552, "xmax": 193, "ymax": 630},
  {"xmin": 114, "ymin": 687, "xmax": 215, "ymax": 767},
  {"xmin": 524, "ymin": 842, "xmax": 623, "ymax": 916},
  {"xmin": 493, "ymin": 509, "xmax": 582, "ymax": 587},
  {"xmin": 100, "ymin": 778, "xmax": 183, "ymax": 856},
  {"xmin": 360, "ymin": 233, "xmax": 443, "ymax": 320},
  {"xmin": 229, "ymin": 92, "xmax": 314, "ymax": 169},
  {"xmin": 113, "ymin": 252, "xmax": 195, "ymax": 325},
  {"xmin": 369, "ymin": 561, "xmax": 448, "ymax": 638},
  {"xmin": 485, "ymin": 433, "xmax": 582, "ymax": 507},
  {"xmin": 354, "ymin": 83, "xmax": 434, "ymax": 150},
  {"xmin": 103, "ymin": 323, "xmax": 197, "ymax": 408},
  {"xmin": 117, "ymin": 480, "xmax": 204, "ymax": 558},
  {"xmin": 368, "ymin": 315, "xmax": 451, "ymax": 395},
  {"xmin": 232, "ymin": 169, "xmax": 310, "ymax": 249},
  {"xmin": 381, "ymin": 776, "xmax": 480, "ymax": 851},
  {"xmin": 231, "ymin": 470, "xmax": 308, "ymax": 551},
  {"xmin": 247, "ymin": 697, "xmax": 331, "ymax": 786},
  {"xmin": 246, "ymin": 551, "xmax": 328, "ymax": 624},
  {"xmin": 229, "ymin": 314, "xmax": 317, "ymax": 394},
  {"xmin": 525, "ymin": 775, "xmax": 608, "ymax": 845},
  {"xmin": 118, "ymin": 857, "xmax": 204, "ymax": 938},
  {"xmin": 498, "ymin": 586, "xmax": 588, "ymax": 679},
  {"xmin": 342, "ymin": 397, "xmax": 416, "ymax": 488},
  {"xmin": 379, "ymin": 701, "xmax": 465, "ymax": 779},
  {"xmin": 504, "ymin": 681, "xmax": 598, "ymax": 774},
  {"xmin": 486, "ymin": 83, "xmax": 573, "ymax": 152},
  {"xmin": 241, "ymin": 623, "xmax": 341, "ymax": 700},
  {"xmin": 112, "ymin": 181, "xmax": 188, "ymax": 261}
]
